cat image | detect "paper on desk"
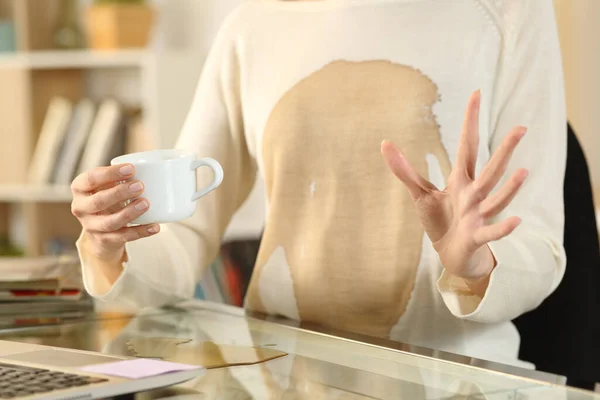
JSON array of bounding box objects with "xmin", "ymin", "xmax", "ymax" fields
[{"xmin": 80, "ymin": 358, "xmax": 201, "ymax": 379}]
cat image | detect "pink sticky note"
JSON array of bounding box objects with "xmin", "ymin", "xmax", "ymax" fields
[{"xmin": 80, "ymin": 359, "xmax": 201, "ymax": 380}]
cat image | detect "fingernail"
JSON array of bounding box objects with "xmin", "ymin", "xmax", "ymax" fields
[
  {"xmin": 519, "ymin": 127, "xmax": 527, "ymax": 137},
  {"xmin": 129, "ymin": 182, "xmax": 143, "ymax": 193},
  {"xmin": 120, "ymin": 165, "xmax": 133, "ymax": 176},
  {"xmin": 135, "ymin": 200, "xmax": 149, "ymax": 211},
  {"xmin": 147, "ymin": 225, "xmax": 159, "ymax": 234}
]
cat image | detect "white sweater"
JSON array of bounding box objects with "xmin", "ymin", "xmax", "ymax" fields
[{"xmin": 78, "ymin": 0, "xmax": 567, "ymax": 369}]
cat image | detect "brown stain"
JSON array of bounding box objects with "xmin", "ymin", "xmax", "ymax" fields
[
  {"xmin": 127, "ymin": 338, "xmax": 287, "ymax": 369},
  {"xmin": 246, "ymin": 60, "xmax": 452, "ymax": 338}
]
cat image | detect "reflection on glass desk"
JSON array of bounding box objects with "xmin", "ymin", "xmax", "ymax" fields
[{"xmin": 0, "ymin": 300, "xmax": 597, "ymax": 399}]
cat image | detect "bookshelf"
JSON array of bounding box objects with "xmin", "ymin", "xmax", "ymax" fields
[
  {"xmin": 0, "ymin": 0, "xmax": 265, "ymax": 301},
  {"xmin": 0, "ymin": 0, "xmax": 155, "ymax": 257},
  {"xmin": 0, "ymin": 185, "xmax": 72, "ymax": 203},
  {"xmin": 0, "ymin": 49, "xmax": 149, "ymax": 70}
]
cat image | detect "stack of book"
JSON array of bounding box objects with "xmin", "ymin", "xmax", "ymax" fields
[
  {"xmin": 27, "ymin": 96, "xmax": 154, "ymax": 188},
  {"xmin": 0, "ymin": 255, "xmax": 94, "ymax": 329},
  {"xmin": 195, "ymin": 239, "xmax": 260, "ymax": 307},
  {"xmin": 196, "ymin": 254, "xmax": 244, "ymax": 307}
]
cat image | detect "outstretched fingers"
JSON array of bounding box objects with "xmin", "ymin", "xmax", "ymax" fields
[
  {"xmin": 455, "ymin": 90, "xmax": 481, "ymax": 180},
  {"xmin": 475, "ymin": 126, "xmax": 527, "ymax": 197},
  {"xmin": 473, "ymin": 216, "xmax": 521, "ymax": 246},
  {"xmin": 480, "ymin": 168, "xmax": 528, "ymax": 218}
]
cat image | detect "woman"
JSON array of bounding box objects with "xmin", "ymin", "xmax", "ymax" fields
[{"xmin": 71, "ymin": 0, "xmax": 566, "ymax": 368}]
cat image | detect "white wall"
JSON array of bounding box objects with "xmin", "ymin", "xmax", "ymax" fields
[
  {"xmin": 554, "ymin": 0, "xmax": 600, "ymax": 210},
  {"xmin": 150, "ymin": 0, "xmax": 266, "ymax": 241},
  {"xmin": 149, "ymin": 0, "xmax": 248, "ymax": 148}
]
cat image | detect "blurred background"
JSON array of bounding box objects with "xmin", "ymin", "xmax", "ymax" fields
[{"xmin": 0, "ymin": 0, "xmax": 597, "ymax": 314}]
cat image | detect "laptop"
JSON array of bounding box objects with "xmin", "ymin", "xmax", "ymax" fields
[{"xmin": 0, "ymin": 339, "xmax": 206, "ymax": 399}]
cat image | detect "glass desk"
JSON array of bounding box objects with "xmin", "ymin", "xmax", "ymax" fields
[{"xmin": 0, "ymin": 300, "xmax": 597, "ymax": 400}]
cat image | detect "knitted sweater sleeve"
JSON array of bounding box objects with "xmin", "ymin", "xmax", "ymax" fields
[
  {"xmin": 437, "ymin": 0, "xmax": 568, "ymax": 323},
  {"xmin": 77, "ymin": 5, "xmax": 256, "ymax": 308}
]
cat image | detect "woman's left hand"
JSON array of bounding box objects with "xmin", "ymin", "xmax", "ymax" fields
[{"xmin": 381, "ymin": 90, "xmax": 529, "ymax": 296}]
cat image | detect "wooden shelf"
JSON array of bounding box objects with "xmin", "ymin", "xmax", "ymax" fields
[
  {"xmin": 0, "ymin": 254, "xmax": 79, "ymax": 271},
  {"xmin": 0, "ymin": 50, "xmax": 149, "ymax": 70},
  {"xmin": 0, "ymin": 185, "xmax": 72, "ymax": 203},
  {"xmin": 0, "ymin": 0, "xmax": 153, "ymax": 257}
]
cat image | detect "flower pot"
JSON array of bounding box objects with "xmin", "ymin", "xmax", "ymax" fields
[
  {"xmin": 0, "ymin": 20, "xmax": 15, "ymax": 52},
  {"xmin": 86, "ymin": 4, "xmax": 154, "ymax": 50}
]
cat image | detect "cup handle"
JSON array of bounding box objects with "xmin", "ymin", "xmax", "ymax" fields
[{"xmin": 190, "ymin": 158, "xmax": 224, "ymax": 201}]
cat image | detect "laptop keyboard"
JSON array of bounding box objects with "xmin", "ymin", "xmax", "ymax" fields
[{"xmin": 0, "ymin": 362, "xmax": 108, "ymax": 398}]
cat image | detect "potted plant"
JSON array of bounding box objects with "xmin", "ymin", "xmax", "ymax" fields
[
  {"xmin": 86, "ymin": 0, "xmax": 154, "ymax": 50},
  {"xmin": 0, "ymin": 4, "xmax": 16, "ymax": 52}
]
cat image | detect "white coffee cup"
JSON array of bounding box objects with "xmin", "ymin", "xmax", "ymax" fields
[{"xmin": 110, "ymin": 149, "xmax": 224, "ymax": 225}]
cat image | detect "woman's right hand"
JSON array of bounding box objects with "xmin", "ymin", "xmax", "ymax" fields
[{"xmin": 71, "ymin": 164, "xmax": 161, "ymax": 264}]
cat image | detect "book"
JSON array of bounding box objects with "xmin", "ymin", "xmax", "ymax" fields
[
  {"xmin": 211, "ymin": 257, "xmax": 232, "ymax": 304},
  {"xmin": 27, "ymin": 97, "xmax": 73, "ymax": 184},
  {"xmin": 52, "ymin": 99, "xmax": 96, "ymax": 185},
  {"xmin": 195, "ymin": 241, "xmax": 260, "ymax": 305},
  {"xmin": 0, "ymin": 297, "xmax": 93, "ymax": 316},
  {"xmin": 0, "ymin": 279, "xmax": 59, "ymax": 291},
  {"xmin": 223, "ymin": 257, "xmax": 243, "ymax": 307},
  {"xmin": 77, "ymin": 98, "xmax": 124, "ymax": 175},
  {"xmin": 0, "ymin": 312, "xmax": 89, "ymax": 329},
  {"xmin": 198, "ymin": 262, "xmax": 224, "ymax": 304},
  {"xmin": 125, "ymin": 111, "xmax": 155, "ymax": 154},
  {"xmin": 0, "ymin": 288, "xmax": 83, "ymax": 302},
  {"xmin": 0, "ymin": 255, "xmax": 82, "ymax": 289},
  {"xmin": 0, "ymin": 254, "xmax": 92, "ymax": 321}
]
